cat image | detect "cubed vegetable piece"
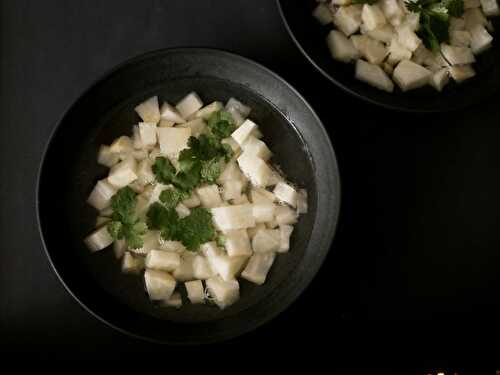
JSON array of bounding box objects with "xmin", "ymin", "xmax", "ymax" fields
[
  {"xmin": 176, "ymin": 92, "xmax": 203, "ymax": 119},
  {"xmin": 450, "ymin": 17, "xmax": 466, "ymax": 30},
  {"xmin": 397, "ymin": 26, "xmax": 421, "ymax": 52},
  {"xmin": 107, "ymin": 157, "xmax": 138, "ymax": 188},
  {"xmin": 362, "ymin": 4, "xmax": 387, "ymax": 31},
  {"xmin": 224, "ymin": 229, "xmax": 252, "ymax": 257},
  {"xmin": 185, "ymin": 280, "xmax": 205, "ymax": 304},
  {"xmin": 147, "ymin": 183, "xmax": 168, "ymax": 206},
  {"xmin": 211, "ymin": 204, "xmax": 255, "ymax": 230},
  {"xmin": 266, "ymin": 219, "xmax": 279, "ymax": 229},
  {"xmin": 217, "ymin": 161, "xmax": 246, "ymax": 184},
  {"xmin": 85, "ymin": 226, "xmax": 113, "ymax": 252},
  {"xmin": 221, "ymin": 137, "xmax": 241, "ymax": 155},
  {"xmin": 173, "ymin": 253, "xmax": 195, "ymax": 281},
  {"xmin": 250, "ymin": 187, "xmax": 276, "ymax": 204},
  {"xmin": 387, "ymin": 37, "xmax": 412, "ymax": 66},
  {"xmin": 232, "ymin": 194, "xmax": 249, "ymax": 204},
  {"xmin": 109, "ymin": 136, "xmax": 133, "ymax": 154},
  {"xmin": 205, "ymin": 276, "xmax": 239, "ymax": 309},
  {"xmin": 87, "ymin": 180, "xmax": 117, "ymax": 210},
  {"xmin": 449, "ymin": 65, "xmax": 476, "ymax": 82},
  {"xmin": 176, "ymin": 118, "xmax": 206, "ymax": 137},
  {"xmin": 138, "ymin": 122, "xmax": 157, "ymax": 147},
  {"xmin": 429, "ymin": 68, "xmax": 450, "ymax": 92},
  {"xmin": 226, "ymin": 98, "xmax": 251, "ymax": 118},
  {"xmin": 480, "ymin": 0, "xmax": 500, "ymax": 15},
  {"xmin": 122, "ymin": 252, "xmax": 145, "ymax": 274},
  {"xmin": 98, "ymin": 145, "xmax": 120, "ymax": 168},
  {"xmin": 247, "ymin": 223, "xmax": 266, "ymax": 239},
  {"xmin": 273, "ymin": 182, "xmax": 298, "ymax": 208},
  {"xmin": 465, "ymin": 0, "xmax": 481, "ymax": 8},
  {"xmin": 351, "ymin": 35, "xmax": 387, "ymax": 65},
  {"xmin": 201, "ymin": 242, "xmax": 248, "ymax": 281},
  {"xmin": 326, "ymin": 30, "xmax": 361, "ymax": 62},
  {"xmin": 441, "ymin": 44, "xmax": 476, "ymax": 65},
  {"xmin": 135, "ymin": 96, "xmax": 160, "ymax": 123},
  {"xmin": 130, "ymin": 230, "xmax": 160, "ymax": 255},
  {"xmin": 95, "ymin": 216, "xmax": 111, "ymax": 228},
  {"xmin": 333, "ymin": 5, "xmax": 363, "ymax": 36},
  {"xmin": 365, "ymin": 24, "xmax": 395, "ymax": 43},
  {"xmin": 145, "ymin": 250, "xmax": 181, "ymax": 272},
  {"xmin": 222, "ymin": 180, "xmax": 245, "ymax": 201},
  {"xmin": 100, "ymin": 206, "xmax": 113, "ymax": 217},
  {"xmin": 132, "ymin": 149, "xmax": 148, "ymax": 161},
  {"xmin": 182, "ymin": 191, "xmax": 201, "ymax": 209},
  {"xmin": 242, "ymin": 136, "xmax": 272, "ymax": 161},
  {"xmin": 157, "ymin": 127, "xmax": 191, "ymax": 155},
  {"xmin": 296, "ymin": 189, "xmax": 308, "ymax": 214},
  {"xmin": 392, "ymin": 60, "xmax": 431, "ymax": 91},
  {"xmin": 355, "ymin": 60, "xmax": 394, "ymax": 93},
  {"xmin": 144, "ymin": 269, "xmax": 176, "ymax": 301},
  {"xmin": 402, "ymin": 12, "xmax": 420, "ymax": 31},
  {"xmin": 279, "ymin": 225, "xmax": 294, "ymax": 253},
  {"xmin": 231, "ymin": 119, "xmax": 257, "ymax": 146},
  {"xmin": 160, "ymin": 102, "xmax": 185, "ymax": 123},
  {"xmin": 133, "ymin": 125, "xmax": 143, "ymax": 148},
  {"xmin": 175, "ymin": 203, "xmax": 190, "ymax": 218},
  {"xmin": 469, "ymin": 24, "xmax": 493, "ymax": 54},
  {"xmin": 193, "ymin": 255, "xmax": 215, "ymax": 279},
  {"xmin": 192, "ymin": 101, "xmax": 223, "ymax": 120},
  {"xmin": 450, "ymin": 30, "xmax": 472, "ymax": 47},
  {"xmin": 380, "ymin": 0, "xmax": 404, "ymax": 26},
  {"xmin": 159, "ymin": 119, "xmax": 174, "ymax": 128},
  {"xmin": 196, "ymin": 185, "xmax": 223, "ymax": 208},
  {"xmin": 464, "ymin": 8, "xmax": 489, "ymax": 31},
  {"xmin": 252, "ymin": 229, "xmax": 281, "ymax": 253},
  {"xmin": 237, "ymin": 151, "xmax": 273, "ymax": 187},
  {"xmin": 313, "ymin": 3, "xmax": 333, "ymax": 25},
  {"xmin": 135, "ymin": 195, "xmax": 149, "ymax": 222},
  {"xmin": 275, "ymin": 205, "xmax": 298, "ymax": 225},
  {"xmin": 252, "ymin": 203, "xmax": 276, "ymax": 223},
  {"xmin": 137, "ymin": 158, "xmax": 155, "ymax": 185},
  {"xmin": 164, "ymin": 292, "xmax": 182, "ymax": 308},
  {"xmin": 241, "ymin": 253, "xmax": 276, "ymax": 285},
  {"xmin": 113, "ymin": 239, "xmax": 127, "ymax": 259}
]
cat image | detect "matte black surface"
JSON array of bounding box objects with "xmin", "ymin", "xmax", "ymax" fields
[
  {"xmin": 278, "ymin": 0, "xmax": 500, "ymax": 112},
  {"xmin": 1, "ymin": 0, "xmax": 500, "ymax": 365},
  {"xmin": 37, "ymin": 48, "xmax": 339, "ymax": 344}
]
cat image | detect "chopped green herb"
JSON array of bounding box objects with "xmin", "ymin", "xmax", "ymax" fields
[
  {"xmin": 146, "ymin": 202, "xmax": 179, "ymax": 240},
  {"xmin": 152, "ymin": 157, "xmax": 176, "ymax": 185},
  {"xmin": 200, "ymin": 158, "xmax": 224, "ymax": 184},
  {"xmin": 207, "ymin": 110, "xmax": 236, "ymax": 140},
  {"xmin": 216, "ymin": 234, "xmax": 226, "ymax": 247},
  {"xmin": 159, "ymin": 187, "xmax": 190, "ymax": 209}
]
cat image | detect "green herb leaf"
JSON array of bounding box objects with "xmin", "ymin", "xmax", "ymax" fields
[
  {"xmin": 176, "ymin": 207, "xmax": 215, "ymax": 251},
  {"xmin": 443, "ymin": 0, "xmax": 464, "ymax": 16},
  {"xmin": 159, "ymin": 187, "xmax": 190, "ymax": 209},
  {"xmin": 200, "ymin": 158, "xmax": 225, "ymax": 184},
  {"xmin": 207, "ymin": 110, "xmax": 236, "ymax": 140},
  {"xmin": 147, "ymin": 202, "xmax": 179, "ymax": 240},
  {"xmin": 107, "ymin": 221, "xmax": 124, "ymax": 239},
  {"xmin": 152, "ymin": 157, "xmax": 176, "ymax": 185}
]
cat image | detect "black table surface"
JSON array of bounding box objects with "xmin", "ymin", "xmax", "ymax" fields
[{"xmin": 1, "ymin": 0, "xmax": 500, "ymax": 366}]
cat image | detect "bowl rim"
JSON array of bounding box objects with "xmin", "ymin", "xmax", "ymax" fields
[{"xmin": 36, "ymin": 46, "xmax": 341, "ymax": 344}]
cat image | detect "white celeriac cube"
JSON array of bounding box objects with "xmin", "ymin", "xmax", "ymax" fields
[
  {"xmin": 223, "ymin": 180, "xmax": 245, "ymax": 201},
  {"xmin": 159, "ymin": 119, "xmax": 174, "ymax": 128},
  {"xmin": 147, "ymin": 183, "xmax": 168, "ymax": 206},
  {"xmin": 351, "ymin": 35, "xmax": 387, "ymax": 65},
  {"xmin": 450, "ymin": 17, "xmax": 467, "ymax": 30},
  {"xmin": 160, "ymin": 102, "xmax": 185, "ymax": 123},
  {"xmin": 397, "ymin": 25, "xmax": 422, "ymax": 52},
  {"xmin": 279, "ymin": 225, "xmax": 294, "ymax": 253},
  {"xmin": 193, "ymin": 255, "xmax": 215, "ymax": 279},
  {"xmin": 250, "ymin": 187, "xmax": 276, "ymax": 204},
  {"xmin": 191, "ymin": 101, "xmax": 223, "ymax": 120},
  {"xmin": 226, "ymin": 106, "xmax": 245, "ymax": 126},
  {"xmin": 137, "ymin": 158, "xmax": 155, "ymax": 185},
  {"xmin": 196, "ymin": 185, "xmax": 222, "ymax": 208},
  {"xmin": 252, "ymin": 203, "xmax": 276, "ymax": 223},
  {"xmin": 252, "ymin": 229, "xmax": 281, "ymax": 253},
  {"xmin": 313, "ymin": 3, "xmax": 333, "ymax": 25},
  {"xmin": 365, "ymin": 24, "xmax": 395, "ymax": 43},
  {"xmin": 145, "ymin": 250, "xmax": 181, "ymax": 272},
  {"xmin": 232, "ymin": 194, "xmax": 249, "ymax": 204},
  {"xmin": 185, "ymin": 280, "xmax": 205, "ymax": 304},
  {"xmin": 135, "ymin": 195, "xmax": 149, "ymax": 222},
  {"xmin": 85, "ymin": 226, "xmax": 113, "ymax": 252},
  {"xmin": 226, "ymin": 98, "xmax": 251, "ymax": 118},
  {"xmin": 441, "ymin": 44, "xmax": 476, "ymax": 65},
  {"xmin": 98, "ymin": 145, "xmax": 120, "ymax": 168},
  {"xmin": 205, "ymin": 276, "xmax": 239, "ymax": 309},
  {"xmin": 173, "ymin": 253, "xmax": 195, "ymax": 281},
  {"xmin": 138, "ymin": 122, "xmax": 157, "ymax": 147},
  {"xmin": 362, "ymin": 4, "xmax": 387, "ymax": 31},
  {"xmin": 144, "ymin": 269, "xmax": 176, "ymax": 301},
  {"xmin": 87, "ymin": 180, "xmax": 116, "ymax": 210},
  {"xmin": 380, "ymin": 0, "xmax": 404, "ymax": 25},
  {"xmin": 275, "ymin": 205, "xmax": 298, "ymax": 225},
  {"xmin": 450, "ymin": 30, "xmax": 472, "ymax": 46},
  {"xmin": 383, "ymin": 62, "xmax": 394, "ymax": 75},
  {"xmin": 107, "ymin": 157, "xmax": 137, "ymax": 188},
  {"xmin": 392, "ymin": 60, "xmax": 432, "ymax": 91},
  {"xmin": 464, "ymin": 8, "xmax": 489, "ymax": 31},
  {"xmin": 469, "ymin": 24, "xmax": 493, "ymax": 54},
  {"xmin": 449, "ymin": 65, "xmax": 476, "ymax": 82},
  {"xmin": 429, "ymin": 68, "xmax": 450, "ymax": 92},
  {"xmin": 132, "ymin": 149, "xmax": 148, "ymax": 161},
  {"xmin": 148, "ymin": 147, "xmax": 161, "ymax": 161},
  {"xmin": 132, "ymin": 125, "xmax": 143, "ymax": 149},
  {"xmin": 182, "ymin": 191, "xmax": 201, "ymax": 208},
  {"xmin": 355, "ymin": 60, "xmax": 394, "ymax": 93},
  {"xmin": 241, "ymin": 253, "xmax": 276, "ymax": 285},
  {"xmin": 164, "ymin": 292, "xmax": 182, "ymax": 308},
  {"xmin": 231, "ymin": 119, "xmax": 257, "ymax": 145},
  {"xmin": 177, "ymin": 118, "xmax": 206, "ymax": 137},
  {"xmin": 297, "ymin": 189, "xmax": 308, "ymax": 214},
  {"xmin": 326, "ymin": 30, "xmax": 361, "ymax": 62},
  {"xmin": 176, "ymin": 92, "xmax": 203, "ymax": 119},
  {"xmin": 247, "ymin": 223, "xmax": 266, "ymax": 239},
  {"xmin": 224, "ymin": 229, "xmax": 252, "ymax": 257},
  {"xmin": 266, "ymin": 219, "xmax": 279, "ymax": 229},
  {"xmin": 113, "ymin": 239, "xmax": 126, "ymax": 258},
  {"xmin": 333, "ymin": 5, "xmax": 363, "ymax": 36},
  {"xmin": 129, "ymin": 230, "xmax": 160, "ymax": 255},
  {"xmin": 211, "ymin": 204, "xmax": 256, "ymax": 230},
  {"xmin": 221, "ymin": 137, "xmax": 241, "ymax": 155},
  {"xmin": 109, "ymin": 136, "xmax": 133, "ymax": 154},
  {"xmin": 100, "ymin": 206, "xmax": 113, "ymax": 217},
  {"xmin": 157, "ymin": 127, "xmax": 191, "ymax": 155},
  {"xmin": 128, "ymin": 180, "xmax": 145, "ymax": 194},
  {"xmin": 465, "ymin": 0, "xmax": 481, "ymax": 7},
  {"xmin": 175, "ymin": 203, "xmax": 190, "ymax": 218},
  {"xmin": 387, "ymin": 37, "xmax": 412, "ymax": 66},
  {"xmin": 402, "ymin": 12, "xmax": 420, "ymax": 31},
  {"xmin": 96, "ymin": 216, "xmax": 111, "ymax": 228},
  {"xmin": 201, "ymin": 242, "xmax": 247, "ymax": 281},
  {"xmin": 237, "ymin": 151, "xmax": 273, "ymax": 187},
  {"xmin": 135, "ymin": 96, "xmax": 160, "ymax": 123},
  {"xmin": 122, "ymin": 252, "xmax": 145, "ymax": 274},
  {"xmin": 242, "ymin": 136, "xmax": 272, "ymax": 161},
  {"xmin": 481, "ymin": 0, "xmax": 500, "ymax": 15},
  {"xmin": 217, "ymin": 161, "xmax": 246, "ymax": 184}
]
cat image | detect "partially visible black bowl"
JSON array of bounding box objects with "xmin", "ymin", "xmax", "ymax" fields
[
  {"xmin": 277, "ymin": 0, "xmax": 500, "ymax": 112},
  {"xmin": 37, "ymin": 48, "xmax": 340, "ymax": 344}
]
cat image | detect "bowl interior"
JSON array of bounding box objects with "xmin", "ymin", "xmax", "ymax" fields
[
  {"xmin": 38, "ymin": 49, "xmax": 340, "ymax": 343},
  {"xmin": 278, "ymin": 0, "xmax": 500, "ymax": 112}
]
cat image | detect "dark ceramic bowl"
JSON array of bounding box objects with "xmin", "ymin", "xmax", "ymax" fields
[
  {"xmin": 37, "ymin": 48, "xmax": 340, "ymax": 344},
  {"xmin": 277, "ymin": 0, "xmax": 500, "ymax": 112}
]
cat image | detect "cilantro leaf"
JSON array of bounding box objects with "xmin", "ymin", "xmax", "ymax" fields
[
  {"xmin": 146, "ymin": 202, "xmax": 179, "ymax": 240},
  {"xmin": 110, "ymin": 186, "xmax": 136, "ymax": 224},
  {"xmin": 159, "ymin": 187, "xmax": 190, "ymax": 209},
  {"xmin": 207, "ymin": 110, "xmax": 236, "ymax": 140},
  {"xmin": 443, "ymin": 0, "xmax": 464, "ymax": 16},
  {"xmin": 152, "ymin": 157, "xmax": 176, "ymax": 184},
  {"xmin": 107, "ymin": 221, "xmax": 124, "ymax": 239},
  {"xmin": 201, "ymin": 158, "xmax": 225, "ymax": 184},
  {"xmin": 176, "ymin": 207, "xmax": 215, "ymax": 251}
]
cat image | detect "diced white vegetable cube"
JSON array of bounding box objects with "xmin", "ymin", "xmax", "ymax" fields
[
  {"xmin": 387, "ymin": 37, "xmax": 412, "ymax": 66},
  {"xmin": 351, "ymin": 35, "xmax": 387, "ymax": 65},
  {"xmin": 196, "ymin": 185, "xmax": 222, "ymax": 208},
  {"xmin": 98, "ymin": 145, "xmax": 119, "ymax": 168},
  {"xmin": 313, "ymin": 3, "xmax": 333, "ymax": 25},
  {"xmin": 130, "ymin": 230, "xmax": 160, "ymax": 255},
  {"xmin": 135, "ymin": 96, "xmax": 160, "ymax": 123},
  {"xmin": 193, "ymin": 255, "xmax": 215, "ymax": 279},
  {"xmin": 450, "ymin": 30, "xmax": 472, "ymax": 47},
  {"xmin": 164, "ymin": 292, "xmax": 182, "ymax": 308},
  {"xmin": 393, "ymin": 60, "xmax": 432, "ymax": 91},
  {"xmin": 222, "ymin": 180, "xmax": 245, "ymax": 201},
  {"xmin": 113, "ymin": 239, "xmax": 127, "ymax": 259},
  {"xmin": 469, "ymin": 24, "xmax": 493, "ymax": 54},
  {"xmin": 241, "ymin": 136, "xmax": 272, "ymax": 161},
  {"xmin": 128, "ymin": 180, "xmax": 144, "ymax": 194},
  {"xmin": 122, "ymin": 252, "xmax": 145, "ymax": 274},
  {"xmin": 107, "ymin": 157, "xmax": 137, "ymax": 188},
  {"xmin": 192, "ymin": 101, "xmax": 223, "ymax": 120},
  {"xmin": 226, "ymin": 98, "xmax": 251, "ymax": 118},
  {"xmin": 237, "ymin": 151, "xmax": 273, "ymax": 187},
  {"xmin": 158, "ymin": 119, "xmax": 174, "ymax": 128},
  {"xmin": 85, "ymin": 226, "xmax": 113, "ymax": 252},
  {"xmin": 296, "ymin": 189, "xmax": 308, "ymax": 214},
  {"xmin": 221, "ymin": 137, "xmax": 241, "ymax": 155},
  {"xmin": 182, "ymin": 191, "xmax": 201, "ymax": 208},
  {"xmin": 173, "ymin": 253, "xmax": 195, "ymax": 281},
  {"xmin": 247, "ymin": 223, "xmax": 266, "ymax": 239},
  {"xmin": 252, "ymin": 203, "xmax": 276, "ymax": 223},
  {"xmin": 381, "ymin": 0, "xmax": 404, "ymax": 26},
  {"xmin": 397, "ymin": 25, "xmax": 421, "ymax": 52},
  {"xmin": 481, "ymin": 0, "xmax": 500, "ymax": 15},
  {"xmin": 241, "ymin": 253, "xmax": 276, "ymax": 285},
  {"xmin": 145, "ymin": 250, "xmax": 181, "ymax": 272},
  {"xmin": 144, "ymin": 269, "xmax": 176, "ymax": 301},
  {"xmin": 450, "ymin": 17, "xmax": 467, "ymax": 30},
  {"xmin": 135, "ymin": 195, "xmax": 149, "ymax": 222},
  {"xmin": 211, "ymin": 204, "xmax": 255, "ymax": 230},
  {"xmin": 137, "ymin": 158, "xmax": 154, "ymax": 185},
  {"xmin": 333, "ymin": 5, "xmax": 363, "ymax": 36},
  {"xmin": 201, "ymin": 242, "xmax": 247, "ymax": 281},
  {"xmin": 464, "ymin": 8, "xmax": 489, "ymax": 31},
  {"xmin": 224, "ymin": 229, "xmax": 252, "ymax": 257},
  {"xmin": 147, "ymin": 183, "xmax": 168, "ymax": 206},
  {"xmin": 160, "ymin": 102, "xmax": 185, "ymax": 123},
  {"xmin": 176, "ymin": 92, "xmax": 203, "ymax": 119},
  {"xmin": 326, "ymin": 30, "xmax": 361, "ymax": 62},
  {"xmin": 465, "ymin": 0, "xmax": 481, "ymax": 8},
  {"xmin": 132, "ymin": 149, "xmax": 148, "ymax": 161},
  {"xmin": 362, "ymin": 4, "xmax": 387, "ymax": 31},
  {"xmin": 383, "ymin": 62, "xmax": 394, "ymax": 75},
  {"xmin": 365, "ymin": 24, "xmax": 395, "ymax": 43},
  {"xmin": 279, "ymin": 225, "xmax": 294, "ymax": 253},
  {"xmin": 87, "ymin": 180, "xmax": 116, "ymax": 210},
  {"xmin": 157, "ymin": 127, "xmax": 191, "ymax": 155},
  {"xmin": 205, "ymin": 276, "xmax": 239, "ymax": 309},
  {"xmin": 275, "ymin": 205, "xmax": 298, "ymax": 225},
  {"xmin": 226, "ymin": 107, "xmax": 245, "ymax": 126},
  {"xmin": 266, "ymin": 219, "xmax": 279, "ymax": 229},
  {"xmin": 429, "ymin": 68, "xmax": 450, "ymax": 92},
  {"xmin": 250, "ymin": 187, "xmax": 276, "ymax": 203},
  {"xmin": 100, "ymin": 206, "xmax": 113, "ymax": 217},
  {"xmin": 252, "ymin": 229, "xmax": 281, "ymax": 253},
  {"xmin": 185, "ymin": 280, "xmax": 205, "ymax": 304},
  {"xmin": 441, "ymin": 44, "xmax": 476, "ymax": 65},
  {"xmin": 95, "ymin": 216, "xmax": 111, "ymax": 228},
  {"xmin": 138, "ymin": 122, "xmax": 157, "ymax": 147},
  {"xmin": 175, "ymin": 203, "xmax": 190, "ymax": 218},
  {"xmin": 176, "ymin": 118, "xmax": 206, "ymax": 138},
  {"xmin": 109, "ymin": 136, "xmax": 133, "ymax": 154},
  {"xmin": 355, "ymin": 60, "xmax": 394, "ymax": 93},
  {"xmin": 232, "ymin": 194, "xmax": 249, "ymax": 204},
  {"xmin": 449, "ymin": 65, "xmax": 476, "ymax": 82},
  {"xmin": 132, "ymin": 125, "xmax": 143, "ymax": 149},
  {"xmin": 231, "ymin": 119, "xmax": 257, "ymax": 146},
  {"xmin": 217, "ymin": 161, "xmax": 246, "ymax": 184}
]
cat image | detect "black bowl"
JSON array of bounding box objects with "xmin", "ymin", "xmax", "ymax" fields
[
  {"xmin": 277, "ymin": 0, "xmax": 500, "ymax": 112},
  {"xmin": 37, "ymin": 48, "xmax": 340, "ymax": 344}
]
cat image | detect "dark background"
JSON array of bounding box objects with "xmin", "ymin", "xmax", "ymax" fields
[{"xmin": 1, "ymin": 0, "xmax": 499, "ymax": 367}]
